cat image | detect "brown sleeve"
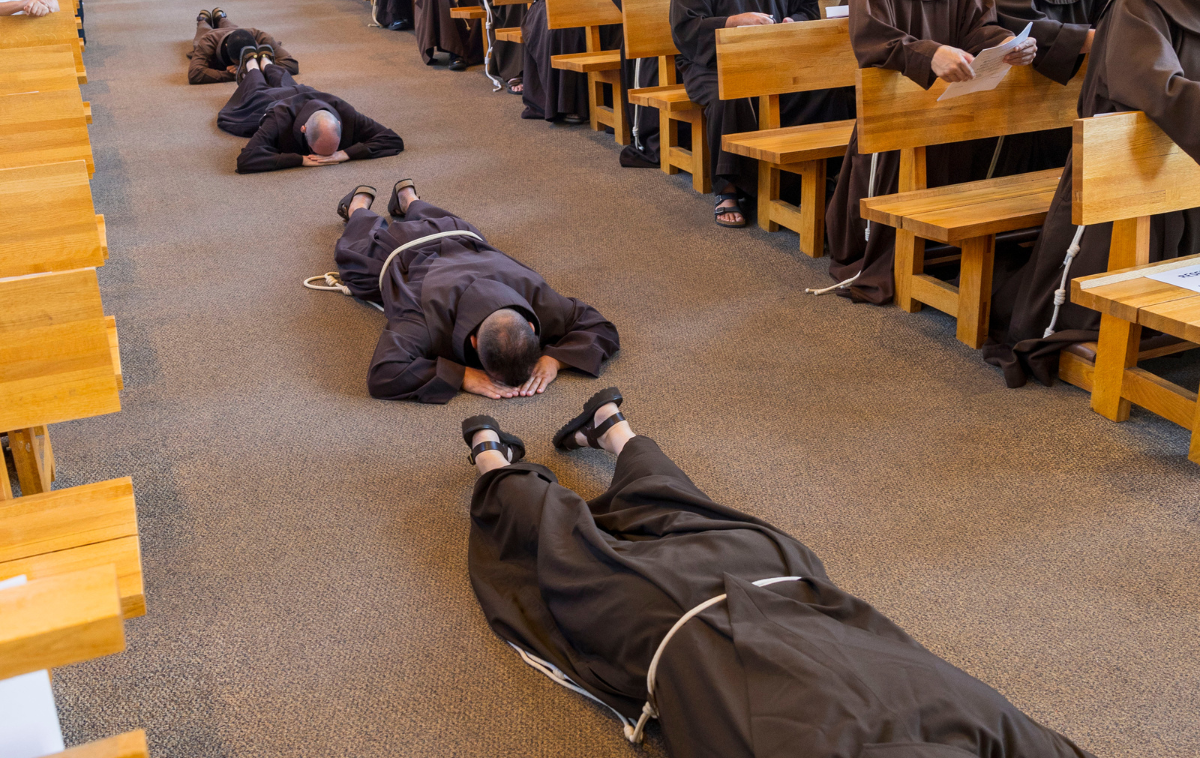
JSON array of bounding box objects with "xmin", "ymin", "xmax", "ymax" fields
[
  {"xmin": 957, "ymin": 0, "xmax": 1013, "ymax": 57},
  {"xmin": 849, "ymin": 0, "xmax": 943, "ymax": 89},
  {"xmin": 996, "ymin": 0, "xmax": 1090, "ymax": 85},
  {"xmin": 188, "ymin": 34, "xmax": 235, "ymax": 84}
]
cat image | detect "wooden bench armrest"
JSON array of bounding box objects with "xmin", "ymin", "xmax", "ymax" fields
[
  {"xmin": 50, "ymin": 730, "xmax": 149, "ymax": 758},
  {"xmin": 98, "ymin": 213, "xmax": 108, "ymax": 259},
  {"xmin": 551, "ymin": 50, "xmax": 621, "ymax": 73},
  {"xmin": 105, "ymin": 314, "xmax": 123, "ymax": 389}
]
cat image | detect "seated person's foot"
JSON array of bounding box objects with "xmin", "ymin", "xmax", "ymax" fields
[
  {"xmin": 463, "ymin": 416, "xmax": 526, "ymax": 474},
  {"xmin": 337, "ymin": 184, "xmax": 377, "ymax": 221},
  {"xmin": 562, "ymin": 113, "xmax": 584, "ymax": 125},
  {"xmin": 714, "ymin": 193, "xmax": 746, "ymax": 228},
  {"xmin": 448, "ymin": 56, "xmax": 468, "ymax": 71},
  {"xmin": 507, "ymin": 77, "xmax": 523, "ymax": 95},
  {"xmin": 388, "ymin": 18, "xmax": 412, "ymax": 31},
  {"xmin": 256, "ymin": 43, "xmax": 274, "ymax": 67},
  {"xmin": 387, "ymin": 179, "xmax": 418, "ymax": 217}
]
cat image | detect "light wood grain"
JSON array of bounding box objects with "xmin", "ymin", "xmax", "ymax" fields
[
  {"xmin": 856, "ymin": 62, "xmax": 1086, "ymax": 155},
  {"xmin": 545, "ymin": 0, "xmax": 621, "ymax": 29},
  {"xmin": 0, "ymin": 564, "xmax": 125, "ymax": 681},
  {"xmin": 723, "ymin": 119, "xmax": 855, "ymax": 164},
  {"xmin": 0, "ymin": 160, "xmax": 105, "ymax": 278},
  {"xmin": 0, "ymin": 477, "xmax": 136, "ymax": 563},
  {"xmin": 0, "ymin": 268, "xmax": 105, "ymax": 334},
  {"xmin": 621, "ymin": 0, "xmax": 676, "ymax": 59},
  {"xmin": 1, "ymin": 535, "xmax": 144, "ymax": 618},
  {"xmin": 495, "ymin": 27, "xmax": 523, "ymax": 43},
  {"xmin": 1072, "ymin": 111, "xmax": 1200, "ymax": 226},
  {"xmin": 551, "ymin": 50, "xmax": 621, "ymax": 72},
  {"xmin": 0, "ymin": 44, "xmax": 83, "ymax": 95},
  {"xmin": 0, "ymin": 89, "xmax": 94, "ymax": 175},
  {"xmin": 450, "ymin": 6, "xmax": 486, "ymax": 19},
  {"xmin": 628, "ymin": 84, "xmax": 701, "ymax": 112},
  {"xmin": 715, "ymin": 19, "xmax": 855, "ymax": 101},
  {"xmin": 0, "ymin": 12, "xmax": 84, "ymax": 76},
  {"xmin": 48, "ymin": 731, "xmax": 150, "ymax": 758}
]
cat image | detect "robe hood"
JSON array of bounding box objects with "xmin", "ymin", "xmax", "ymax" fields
[
  {"xmin": 291, "ymin": 98, "xmax": 338, "ymax": 151},
  {"xmin": 451, "ymin": 278, "xmax": 541, "ymax": 363}
]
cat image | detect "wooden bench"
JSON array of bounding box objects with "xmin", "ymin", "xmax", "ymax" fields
[
  {"xmin": 620, "ymin": 0, "xmax": 710, "ymax": 193},
  {"xmin": 495, "ymin": 26, "xmax": 523, "ymax": 43},
  {"xmin": 0, "ymin": 43, "xmax": 85, "ymax": 95},
  {"xmin": 0, "ymin": 160, "xmax": 107, "ymax": 278},
  {"xmin": 0, "ymin": 269, "xmax": 122, "ymax": 497},
  {"xmin": 856, "ymin": 63, "xmax": 1085, "ymax": 347},
  {"xmin": 0, "ymin": 478, "xmax": 143, "ymax": 617},
  {"xmin": 717, "ymin": 20, "xmax": 857, "ymax": 257},
  {"xmin": 546, "ymin": 0, "xmax": 629, "ymax": 144},
  {"xmin": 0, "ymin": 88, "xmax": 95, "ymax": 175},
  {"xmin": 0, "ymin": 11, "xmax": 85, "ymax": 79},
  {"xmin": 49, "ymin": 731, "xmax": 151, "ymax": 758},
  {"xmin": 1063, "ymin": 112, "xmax": 1200, "ymax": 455},
  {"xmin": 450, "ymin": 5, "xmax": 487, "ymax": 19}
]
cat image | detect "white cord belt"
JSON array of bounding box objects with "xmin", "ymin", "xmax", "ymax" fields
[{"xmin": 377, "ymin": 230, "xmax": 483, "ymax": 291}]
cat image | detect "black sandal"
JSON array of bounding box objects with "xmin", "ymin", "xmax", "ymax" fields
[
  {"xmin": 337, "ymin": 185, "xmax": 377, "ymax": 221},
  {"xmin": 552, "ymin": 387, "xmax": 624, "ymax": 451},
  {"xmin": 235, "ymin": 45, "xmax": 259, "ymax": 83},
  {"xmin": 462, "ymin": 416, "xmax": 526, "ymax": 465},
  {"xmin": 256, "ymin": 43, "xmax": 274, "ymax": 66},
  {"xmin": 387, "ymin": 179, "xmax": 417, "ymax": 218},
  {"xmin": 714, "ymin": 193, "xmax": 747, "ymax": 228}
]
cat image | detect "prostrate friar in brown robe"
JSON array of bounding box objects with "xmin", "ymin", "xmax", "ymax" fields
[
  {"xmin": 825, "ymin": 0, "xmax": 1013, "ymax": 304},
  {"xmin": 984, "ymin": 0, "xmax": 1200, "ymax": 387},
  {"xmin": 187, "ymin": 15, "xmax": 298, "ymax": 84},
  {"xmin": 670, "ymin": 0, "xmax": 853, "ymax": 207}
]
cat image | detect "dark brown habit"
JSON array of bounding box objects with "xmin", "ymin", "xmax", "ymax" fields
[
  {"xmin": 469, "ymin": 438, "xmax": 1097, "ymax": 758},
  {"xmin": 984, "ymin": 0, "xmax": 1200, "ymax": 387},
  {"xmin": 187, "ymin": 18, "xmax": 298, "ymax": 85},
  {"xmin": 486, "ymin": 2, "xmax": 526, "ymax": 84},
  {"xmin": 520, "ymin": 0, "xmax": 589, "ymax": 120},
  {"xmin": 414, "ymin": 0, "xmax": 484, "ymax": 65},
  {"xmin": 373, "ymin": 0, "xmax": 414, "ymax": 28},
  {"xmin": 613, "ymin": 0, "xmax": 664, "ymax": 168},
  {"xmin": 671, "ymin": 0, "xmax": 854, "ymax": 197},
  {"xmin": 333, "ymin": 202, "xmax": 618, "ymax": 403},
  {"xmin": 825, "ymin": 0, "xmax": 1012, "ymax": 304}
]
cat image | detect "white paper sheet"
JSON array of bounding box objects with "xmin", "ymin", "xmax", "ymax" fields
[
  {"xmin": 1145, "ymin": 263, "xmax": 1200, "ymax": 293},
  {"xmin": 0, "ymin": 575, "xmax": 67, "ymax": 758},
  {"xmin": 937, "ymin": 23, "xmax": 1032, "ymax": 102},
  {"xmin": 825, "ymin": 5, "xmax": 849, "ymax": 18}
]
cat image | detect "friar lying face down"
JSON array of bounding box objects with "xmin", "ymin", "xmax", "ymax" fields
[
  {"xmin": 313, "ymin": 180, "xmax": 619, "ymax": 403},
  {"xmin": 458, "ymin": 389, "xmax": 1098, "ymax": 758},
  {"xmin": 187, "ymin": 8, "xmax": 300, "ymax": 85}
]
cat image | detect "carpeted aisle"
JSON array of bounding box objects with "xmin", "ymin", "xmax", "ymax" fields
[{"xmin": 47, "ymin": 1, "xmax": 1199, "ymax": 756}]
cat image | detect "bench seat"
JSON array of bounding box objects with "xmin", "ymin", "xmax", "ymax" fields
[
  {"xmin": 495, "ymin": 26, "xmax": 523, "ymax": 43},
  {"xmin": 860, "ymin": 168, "xmax": 1062, "ymax": 348},
  {"xmin": 551, "ymin": 50, "xmax": 621, "ymax": 73},
  {"xmin": 723, "ymin": 119, "xmax": 855, "ymax": 165},
  {"xmin": 450, "ymin": 5, "xmax": 486, "ymax": 19},
  {"xmin": 629, "ymin": 84, "xmax": 701, "ymax": 113},
  {"xmin": 0, "ymin": 89, "xmax": 94, "ymax": 175},
  {"xmin": 48, "ymin": 730, "xmax": 150, "ymax": 758},
  {"xmin": 0, "ymin": 43, "xmax": 84, "ymax": 95}
]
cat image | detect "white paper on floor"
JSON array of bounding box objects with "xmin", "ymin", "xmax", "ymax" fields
[{"xmin": 0, "ymin": 574, "xmax": 66, "ymax": 758}]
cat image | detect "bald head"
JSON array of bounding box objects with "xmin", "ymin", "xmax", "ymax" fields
[
  {"xmin": 476, "ymin": 308, "xmax": 540, "ymax": 388},
  {"xmin": 303, "ymin": 110, "xmax": 342, "ymax": 157}
]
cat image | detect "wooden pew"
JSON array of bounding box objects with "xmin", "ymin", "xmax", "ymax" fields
[
  {"xmin": 0, "ymin": 10, "xmax": 85, "ymax": 79},
  {"xmin": 717, "ymin": 19, "xmax": 857, "ymax": 257},
  {"xmin": 1065, "ymin": 112, "xmax": 1200, "ymax": 449},
  {"xmin": 0, "ymin": 478, "xmax": 144, "ymax": 617},
  {"xmin": 0, "ymin": 564, "xmax": 125, "ymax": 681},
  {"xmin": 621, "ymin": 0, "xmax": 710, "ymax": 193},
  {"xmin": 0, "ymin": 44, "xmax": 85, "ymax": 95},
  {"xmin": 496, "ymin": 27, "xmax": 523, "ymax": 43},
  {"xmin": 546, "ymin": 0, "xmax": 629, "ymax": 144},
  {"xmin": 857, "ymin": 63, "xmax": 1085, "ymax": 347},
  {"xmin": 51, "ymin": 731, "xmax": 151, "ymax": 758},
  {"xmin": 0, "ymin": 269, "xmax": 122, "ymax": 497},
  {"xmin": 0, "ymin": 89, "xmax": 95, "ymax": 175},
  {"xmin": 0, "ymin": 161, "xmax": 107, "ymax": 278}
]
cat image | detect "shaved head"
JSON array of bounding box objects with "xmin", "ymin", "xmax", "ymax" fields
[
  {"xmin": 304, "ymin": 110, "xmax": 342, "ymax": 157},
  {"xmin": 476, "ymin": 309, "xmax": 540, "ymax": 387}
]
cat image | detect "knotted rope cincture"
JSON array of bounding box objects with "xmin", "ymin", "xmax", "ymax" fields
[
  {"xmin": 368, "ymin": 0, "xmax": 382, "ymax": 28},
  {"xmin": 864, "ymin": 151, "xmax": 879, "ymax": 242},
  {"xmin": 481, "ymin": 0, "xmax": 505, "ymax": 92},
  {"xmin": 630, "ymin": 58, "xmax": 643, "ymax": 152},
  {"xmin": 1043, "ymin": 225, "xmax": 1087, "ymax": 338},
  {"xmin": 303, "ymin": 272, "xmax": 384, "ymax": 311}
]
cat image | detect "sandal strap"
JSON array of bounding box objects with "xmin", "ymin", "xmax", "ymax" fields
[
  {"xmin": 468, "ymin": 440, "xmax": 508, "ymax": 465},
  {"xmin": 584, "ymin": 411, "xmax": 626, "ymax": 449}
]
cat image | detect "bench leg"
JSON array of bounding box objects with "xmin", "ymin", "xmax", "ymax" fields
[
  {"xmin": 758, "ymin": 162, "xmax": 780, "ymax": 233},
  {"xmin": 609, "ymin": 73, "xmax": 631, "ymax": 146},
  {"xmin": 33, "ymin": 425, "xmax": 55, "ymax": 483},
  {"xmin": 955, "ymin": 235, "xmax": 994, "ymax": 349},
  {"xmin": 587, "ymin": 72, "xmax": 602, "ymax": 133},
  {"xmin": 9, "ymin": 428, "xmax": 52, "ymax": 496},
  {"xmin": 692, "ymin": 111, "xmax": 711, "ymax": 194},
  {"xmin": 1191, "ymin": 383, "xmax": 1200, "ymax": 464},
  {"xmin": 1092, "ymin": 313, "xmax": 1140, "ymax": 422},
  {"xmin": 661, "ymin": 110, "xmax": 680, "ymax": 176},
  {"xmin": 798, "ymin": 160, "xmax": 826, "ymax": 259},
  {"xmin": 0, "ymin": 440, "xmax": 11, "ymax": 500},
  {"xmin": 894, "ymin": 230, "xmax": 925, "ymax": 313}
]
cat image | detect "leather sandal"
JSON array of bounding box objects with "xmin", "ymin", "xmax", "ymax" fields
[
  {"xmin": 211, "ymin": 7, "xmax": 226, "ymax": 22},
  {"xmin": 337, "ymin": 185, "xmax": 377, "ymax": 221},
  {"xmin": 256, "ymin": 43, "xmax": 274, "ymax": 66},
  {"xmin": 235, "ymin": 45, "xmax": 259, "ymax": 83},
  {"xmin": 387, "ymin": 179, "xmax": 417, "ymax": 217},
  {"xmin": 552, "ymin": 387, "xmax": 624, "ymax": 451},
  {"xmin": 462, "ymin": 416, "xmax": 526, "ymax": 465},
  {"xmin": 197, "ymin": 9, "xmax": 213, "ymax": 24},
  {"xmin": 714, "ymin": 193, "xmax": 747, "ymax": 228}
]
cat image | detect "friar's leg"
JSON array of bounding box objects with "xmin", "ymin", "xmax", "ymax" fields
[{"xmin": 194, "ymin": 16, "xmax": 215, "ymax": 44}]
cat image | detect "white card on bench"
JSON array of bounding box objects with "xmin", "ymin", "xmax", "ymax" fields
[
  {"xmin": 0, "ymin": 575, "xmax": 67, "ymax": 758},
  {"xmin": 1145, "ymin": 263, "xmax": 1200, "ymax": 294},
  {"xmin": 938, "ymin": 23, "xmax": 1032, "ymax": 101},
  {"xmin": 825, "ymin": 5, "xmax": 848, "ymax": 18}
]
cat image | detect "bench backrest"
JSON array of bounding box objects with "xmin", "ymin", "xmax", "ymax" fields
[
  {"xmin": 621, "ymin": 0, "xmax": 677, "ymax": 59},
  {"xmin": 715, "ymin": 19, "xmax": 856, "ymax": 101},
  {"xmin": 545, "ymin": 0, "xmax": 622, "ymax": 30},
  {"xmin": 1073, "ymin": 111, "xmax": 1200, "ymax": 226},
  {"xmin": 856, "ymin": 63, "xmax": 1086, "ymax": 154}
]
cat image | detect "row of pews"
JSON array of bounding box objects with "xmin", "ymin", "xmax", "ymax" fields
[
  {"xmin": 442, "ymin": 0, "xmax": 1200, "ymax": 463},
  {"xmin": 0, "ymin": 4, "xmax": 152, "ymax": 756}
]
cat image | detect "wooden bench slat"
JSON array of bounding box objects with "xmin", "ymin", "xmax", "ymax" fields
[
  {"xmin": 0, "ymin": 12, "xmax": 85, "ymax": 77},
  {"xmin": 0, "ymin": 535, "xmax": 145, "ymax": 618},
  {"xmin": 0, "ymin": 478, "xmax": 136, "ymax": 563},
  {"xmin": 48, "ymin": 730, "xmax": 150, "ymax": 758},
  {"xmin": 0, "ymin": 160, "xmax": 106, "ymax": 279},
  {"xmin": 1138, "ymin": 293, "xmax": 1200, "ymax": 344},
  {"xmin": 628, "ymin": 84, "xmax": 701, "ymax": 112},
  {"xmin": 0, "ymin": 89, "xmax": 94, "ymax": 175},
  {"xmin": 0, "ymin": 565, "xmax": 125, "ymax": 681},
  {"xmin": 450, "ymin": 6, "xmax": 486, "ymax": 19},
  {"xmin": 495, "ymin": 27, "xmax": 523, "ymax": 44},
  {"xmin": 545, "ymin": 0, "xmax": 622, "ymax": 29},
  {"xmin": 0, "ymin": 44, "xmax": 81, "ymax": 96},
  {"xmin": 551, "ymin": 50, "xmax": 621, "ymax": 73},
  {"xmin": 722, "ymin": 119, "xmax": 855, "ymax": 164},
  {"xmin": 0, "ymin": 268, "xmax": 105, "ymax": 334}
]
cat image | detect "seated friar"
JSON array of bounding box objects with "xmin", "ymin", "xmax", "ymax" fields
[
  {"xmin": 984, "ymin": 0, "xmax": 1200, "ymax": 387},
  {"xmin": 669, "ymin": 0, "xmax": 854, "ymax": 228},
  {"xmin": 188, "ymin": 8, "xmax": 299, "ymax": 84},
  {"xmin": 0, "ymin": 0, "xmax": 56, "ymax": 16},
  {"xmin": 217, "ymin": 51, "xmax": 404, "ymax": 173},
  {"xmin": 322, "ymin": 180, "xmax": 619, "ymax": 403},
  {"xmin": 458, "ymin": 390, "xmax": 1098, "ymax": 758}
]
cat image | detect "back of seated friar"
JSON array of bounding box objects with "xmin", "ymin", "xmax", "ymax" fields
[
  {"xmin": 823, "ymin": 0, "xmax": 1037, "ymax": 305},
  {"xmin": 984, "ymin": 0, "xmax": 1200, "ymax": 388},
  {"xmin": 214, "ymin": 48, "xmax": 405, "ymax": 173},
  {"xmin": 670, "ymin": 0, "xmax": 854, "ymax": 228},
  {"xmin": 0, "ymin": 0, "xmax": 57, "ymax": 16},
  {"xmin": 321, "ymin": 180, "xmax": 620, "ymax": 404},
  {"xmin": 412, "ymin": 0, "xmax": 482, "ymax": 71},
  {"xmin": 187, "ymin": 7, "xmax": 299, "ymax": 84}
]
